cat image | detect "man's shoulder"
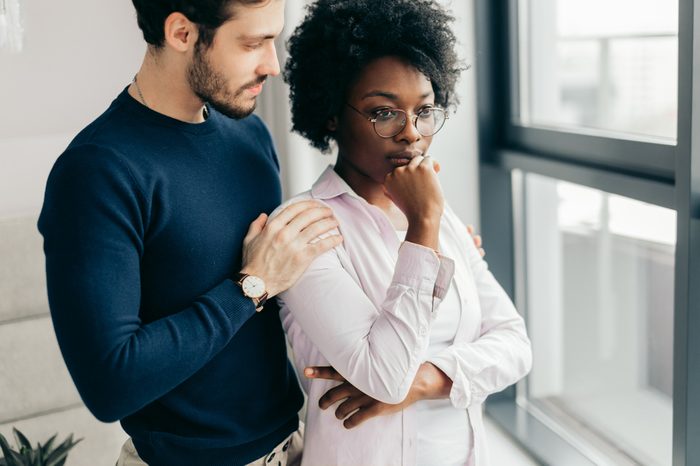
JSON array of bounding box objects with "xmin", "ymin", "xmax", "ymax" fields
[
  {"xmin": 69, "ymin": 89, "xmax": 135, "ymax": 144},
  {"xmin": 47, "ymin": 143, "xmax": 140, "ymax": 200}
]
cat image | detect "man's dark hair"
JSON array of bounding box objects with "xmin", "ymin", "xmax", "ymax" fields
[
  {"xmin": 284, "ymin": 0, "xmax": 464, "ymax": 153},
  {"xmin": 131, "ymin": 0, "xmax": 270, "ymax": 49}
]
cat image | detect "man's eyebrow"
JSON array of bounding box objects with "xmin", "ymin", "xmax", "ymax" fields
[{"xmin": 237, "ymin": 33, "xmax": 277, "ymax": 41}]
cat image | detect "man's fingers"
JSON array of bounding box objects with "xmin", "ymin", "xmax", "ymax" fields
[
  {"xmin": 269, "ymin": 200, "xmax": 328, "ymax": 228},
  {"xmin": 284, "ymin": 206, "xmax": 335, "ymax": 236},
  {"xmin": 243, "ymin": 213, "xmax": 268, "ymax": 243},
  {"xmin": 308, "ymin": 234, "xmax": 343, "ymax": 255},
  {"xmin": 305, "ymin": 366, "xmax": 344, "ymax": 381},
  {"xmin": 299, "ymin": 218, "xmax": 339, "ymax": 244},
  {"xmin": 466, "ymin": 225, "xmax": 485, "ymax": 256}
]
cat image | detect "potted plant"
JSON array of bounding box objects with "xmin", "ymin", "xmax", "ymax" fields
[{"xmin": 0, "ymin": 428, "xmax": 81, "ymax": 466}]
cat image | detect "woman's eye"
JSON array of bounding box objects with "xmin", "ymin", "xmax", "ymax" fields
[
  {"xmin": 246, "ymin": 43, "xmax": 263, "ymax": 50},
  {"xmin": 418, "ymin": 108, "xmax": 434, "ymax": 119},
  {"xmin": 374, "ymin": 109, "xmax": 398, "ymax": 121}
]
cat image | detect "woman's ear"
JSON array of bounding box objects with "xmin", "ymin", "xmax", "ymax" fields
[{"xmin": 327, "ymin": 116, "xmax": 338, "ymax": 132}]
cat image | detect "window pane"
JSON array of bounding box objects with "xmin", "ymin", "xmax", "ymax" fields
[
  {"xmin": 524, "ymin": 173, "xmax": 675, "ymax": 465},
  {"xmin": 518, "ymin": 0, "xmax": 678, "ymax": 142}
]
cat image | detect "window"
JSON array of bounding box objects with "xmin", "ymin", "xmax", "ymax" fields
[
  {"xmin": 525, "ymin": 174, "xmax": 675, "ymax": 465},
  {"xmin": 519, "ymin": 0, "xmax": 678, "ymax": 142},
  {"xmin": 476, "ymin": 0, "xmax": 700, "ymax": 464}
]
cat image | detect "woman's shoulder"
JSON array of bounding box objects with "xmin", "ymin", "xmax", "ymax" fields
[{"xmin": 269, "ymin": 190, "xmax": 323, "ymax": 219}]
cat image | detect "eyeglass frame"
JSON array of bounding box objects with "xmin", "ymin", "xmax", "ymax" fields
[{"xmin": 345, "ymin": 103, "xmax": 449, "ymax": 138}]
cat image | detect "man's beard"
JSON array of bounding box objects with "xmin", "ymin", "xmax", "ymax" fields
[{"xmin": 187, "ymin": 44, "xmax": 264, "ymax": 120}]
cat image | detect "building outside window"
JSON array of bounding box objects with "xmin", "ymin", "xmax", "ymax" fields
[{"xmin": 476, "ymin": 0, "xmax": 699, "ymax": 465}]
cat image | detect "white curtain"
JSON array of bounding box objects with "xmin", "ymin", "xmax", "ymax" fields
[
  {"xmin": 255, "ymin": 0, "xmax": 334, "ymax": 201},
  {"xmin": 0, "ymin": 0, "xmax": 23, "ymax": 52}
]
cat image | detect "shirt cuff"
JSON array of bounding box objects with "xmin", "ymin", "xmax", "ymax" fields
[
  {"xmin": 429, "ymin": 349, "xmax": 473, "ymax": 409},
  {"xmin": 393, "ymin": 241, "xmax": 443, "ymax": 295},
  {"xmin": 433, "ymin": 254, "xmax": 455, "ymax": 300},
  {"xmin": 396, "ymin": 241, "xmax": 456, "ymax": 299}
]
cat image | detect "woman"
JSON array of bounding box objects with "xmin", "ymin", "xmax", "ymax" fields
[{"xmin": 276, "ymin": 1, "xmax": 532, "ymax": 465}]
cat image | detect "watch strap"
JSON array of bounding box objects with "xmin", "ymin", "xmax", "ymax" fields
[
  {"xmin": 234, "ymin": 273, "xmax": 268, "ymax": 312},
  {"xmin": 253, "ymin": 292, "xmax": 269, "ymax": 312}
]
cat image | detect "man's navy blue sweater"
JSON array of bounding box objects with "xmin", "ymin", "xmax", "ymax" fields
[{"xmin": 38, "ymin": 89, "xmax": 303, "ymax": 466}]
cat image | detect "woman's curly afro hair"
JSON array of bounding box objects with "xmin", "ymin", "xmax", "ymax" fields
[{"xmin": 284, "ymin": 0, "xmax": 463, "ymax": 153}]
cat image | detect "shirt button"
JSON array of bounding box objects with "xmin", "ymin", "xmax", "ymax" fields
[{"xmin": 419, "ymin": 326, "xmax": 427, "ymax": 336}]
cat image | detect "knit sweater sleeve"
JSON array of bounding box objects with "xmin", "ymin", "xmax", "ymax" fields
[{"xmin": 38, "ymin": 144, "xmax": 256, "ymax": 422}]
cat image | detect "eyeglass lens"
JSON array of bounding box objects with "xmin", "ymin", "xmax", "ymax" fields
[{"xmin": 374, "ymin": 108, "xmax": 446, "ymax": 137}]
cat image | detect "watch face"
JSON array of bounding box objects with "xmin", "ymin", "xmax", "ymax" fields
[{"xmin": 241, "ymin": 275, "xmax": 265, "ymax": 299}]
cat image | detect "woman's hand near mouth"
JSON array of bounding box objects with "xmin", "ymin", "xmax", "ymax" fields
[{"xmin": 384, "ymin": 155, "xmax": 444, "ymax": 250}]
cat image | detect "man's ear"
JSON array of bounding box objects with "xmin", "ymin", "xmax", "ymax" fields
[
  {"xmin": 327, "ymin": 116, "xmax": 338, "ymax": 132},
  {"xmin": 163, "ymin": 12, "xmax": 199, "ymax": 52}
]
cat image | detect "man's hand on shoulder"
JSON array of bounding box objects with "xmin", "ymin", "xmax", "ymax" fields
[
  {"xmin": 240, "ymin": 200, "xmax": 343, "ymax": 299},
  {"xmin": 467, "ymin": 224, "xmax": 485, "ymax": 258}
]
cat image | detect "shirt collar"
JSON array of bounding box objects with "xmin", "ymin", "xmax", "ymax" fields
[{"xmin": 311, "ymin": 165, "xmax": 366, "ymax": 202}]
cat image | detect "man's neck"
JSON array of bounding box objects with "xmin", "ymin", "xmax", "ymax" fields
[{"xmin": 128, "ymin": 51, "xmax": 207, "ymax": 123}]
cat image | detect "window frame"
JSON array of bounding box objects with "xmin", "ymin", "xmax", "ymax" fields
[{"xmin": 475, "ymin": 0, "xmax": 700, "ymax": 465}]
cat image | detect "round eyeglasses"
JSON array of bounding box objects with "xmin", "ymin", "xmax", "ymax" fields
[{"xmin": 346, "ymin": 103, "xmax": 448, "ymax": 138}]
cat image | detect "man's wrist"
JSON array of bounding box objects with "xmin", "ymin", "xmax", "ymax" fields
[{"xmin": 234, "ymin": 272, "xmax": 268, "ymax": 311}]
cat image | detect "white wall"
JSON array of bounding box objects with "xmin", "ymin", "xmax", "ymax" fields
[
  {"xmin": 432, "ymin": 0, "xmax": 481, "ymax": 225},
  {"xmin": 0, "ymin": 2, "xmax": 143, "ymax": 463},
  {"xmin": 0, "ymin": 1, "xmax": 144, "ymax": 217}
]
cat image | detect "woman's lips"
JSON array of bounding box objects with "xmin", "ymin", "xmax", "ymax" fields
[
  {"xmin": 387, "ymin": 151, "xmax": 422, "ymax": 167},
  {"xmin": 387, "ymin": 156, "xmax": 412, "ymax": 167}
]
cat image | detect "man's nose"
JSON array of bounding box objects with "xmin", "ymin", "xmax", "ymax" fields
[{"xmin": 259, "ymin": 41, "xmax": 281, "ymax": 77}]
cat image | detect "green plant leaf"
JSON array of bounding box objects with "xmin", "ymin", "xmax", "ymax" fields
[
  {"xmin": 44, "ymin": 435, "xmax": 81, "ymax": 466},
  {"xmin": 0, "ymin": 433, "xmax": 24, "ymax": 466},
  {"xmin": 0, "ymin": 430, "xmax": 82, "ymax": 466},
  {"xmin": 11, "ymin": 429, "xmax": 31, "ymax": 454},
  {"xmin": 45, "ymin": 450, "xmax": 69, "ymax": 466},
  {"xmin": 25, "ymin": 448, "xmax": 38, "ymax": 466},
  {"xmin": 38, "ymin": 434, "xmax": 57, "ymax": 462}
]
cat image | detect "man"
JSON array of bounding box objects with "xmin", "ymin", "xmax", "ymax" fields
[{"xmin": 38, "ymin": 1, "xmax": 341, "ymax": 465}]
